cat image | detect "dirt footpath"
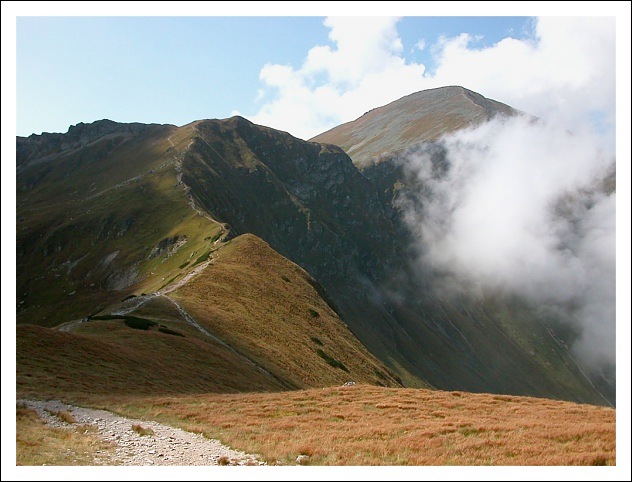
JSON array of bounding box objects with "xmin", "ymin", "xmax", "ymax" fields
[{"xmin": 18, "ymin": 399, "xmax": 265, "ymax": 466}]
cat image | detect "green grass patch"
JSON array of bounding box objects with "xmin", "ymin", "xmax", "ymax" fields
[
  {"xmin": 179, "ymin": 261, "xmax": 190, "ymax": 269},
  {"xmin": 310, "ymin": 337, "xmax": 324, "ymax": 346},
  {"xmin": 123, "ymin": 318, "xmax": 158, "ymax": 330},
  {"xmin": 316, "ymin": 349, "xmax": 349, "ymax": 372},
  {"xmin": 308, "ymin": 308, "xmax": 320, "ymax": 318}
]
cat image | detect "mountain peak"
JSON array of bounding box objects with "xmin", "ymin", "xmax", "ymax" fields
[{"xmin": 311, "ymin": 86, "xmax": 518, "ymax": 167}]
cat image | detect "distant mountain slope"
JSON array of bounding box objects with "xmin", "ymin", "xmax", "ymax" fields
[
  {"xmin": 16, "ymin": 90, "xmax": 614, "ymax": 405},
  {"xmin": 311, "ymin": 86, "xmax": 517, "ymax": 166}
]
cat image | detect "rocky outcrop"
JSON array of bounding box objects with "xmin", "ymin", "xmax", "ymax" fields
[{"xmin": 182, "ymin": 116, "xmax": 400, "ymax": 287}]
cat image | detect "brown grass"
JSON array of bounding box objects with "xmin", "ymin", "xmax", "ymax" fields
[
  {"xmin": 16, "ymin": 320, "xmax": 286, "ymax": 399},
  {"xmin": 45, "ymin": 409, "xmax": 77, "ymax": 424},
  {"xmin": 16, "ymin": 404, "xmax": 114, "ymax": 466},
  {"xmin": 99, "ymin": 385, "xmax": 615, "ymax": 466},
  {"xmin": 16, "ymin": 235, "xmax": 400, "ymax": 401},
  {"xmin": 170, "ymin": 234, "xmax": 401, "ymax": 389}
]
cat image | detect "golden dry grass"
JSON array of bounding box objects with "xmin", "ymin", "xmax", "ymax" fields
[
  {"xmin": 17, "ymin": 234, "xmax": 400, "ymax": 401},
  {"xmin": 100, "ymin": 385, "xmax": 615, "ymax": 466},
  {"xmin": 170, "ymin": 233, "xmax": 401, "ymax": 388},
  {"xmin": 16, "ymin": 404, "xmax": 114, "ymax": 466},
  {"xmin": 44, "ymin": 409, "xmax": 76, "ymax": 425}
]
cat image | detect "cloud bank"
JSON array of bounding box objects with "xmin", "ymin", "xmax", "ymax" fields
[
  {"xmin": 245, "ymin": 16, "xmax": 615, "ymax": 146},
  {"xmin": 397, "ymin": 115, "xmax": 616, "ymax": 370},
  {"xmin": 244, "ymin": 15, "xmax": 618, "ymax": 372}
]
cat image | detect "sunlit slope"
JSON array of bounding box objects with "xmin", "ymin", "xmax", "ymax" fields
[
  {"xmin": 17, "ymin": 121, "xmax": 224, "ymax": 326},
  {"xmin": 311, "ymin": 85, "xmax": 517, "ymax": 166},
  {"xmin": 170, "ymin": 233, "xmax": 402, "ymax": 389},
  {"xmin": 100, "ymin": 385, "xmax": 616, "ymax": 466}
]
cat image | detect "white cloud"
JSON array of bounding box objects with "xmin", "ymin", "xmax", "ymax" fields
[
  {"xmin": 397, "ymin": 115, "xmax": 616, "ymax": 369},
  {"xmin": 243, "ymin": 16, "xmax": 615, "ymax": 145},
  {"xmin": 431, "ymin": 17, "xmax": 615, "ymax": 145},
  {"xmin": 238, "ymin": 15, "xmax": 620, "ymax": 372}
]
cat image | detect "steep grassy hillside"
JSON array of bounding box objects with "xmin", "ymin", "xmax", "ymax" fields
[
  {"xmin": 170, "ymin": 234, "xmax": 402, "ymax": 389},
  {"xmin": 16, "ymin": 233, "xmax": 401, "ymax": 398},
  {"xmin": 16, "ymin": 93, "xmax": 614, "ymax": 406}
]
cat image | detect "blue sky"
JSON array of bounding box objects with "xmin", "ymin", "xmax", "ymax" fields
[
  {"xmin": 15, "ymin": 15, "xmax": 535, "ymax": 138},
  {"xmin": 2, "ymin": 2, "xmax": 627, "ymax": 147}
]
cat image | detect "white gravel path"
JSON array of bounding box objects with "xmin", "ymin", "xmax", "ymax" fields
[{"xmin": 18, "ymin": 399, "xmax": 265, "ymax": 466}]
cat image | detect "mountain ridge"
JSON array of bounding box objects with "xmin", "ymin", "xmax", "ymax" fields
[{"xmin": 15, "ymin": 86, "xmax": 614, "ymax": 406}]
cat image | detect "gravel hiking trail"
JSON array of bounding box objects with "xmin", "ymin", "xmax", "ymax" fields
[{"xmin": 18, "ymin": 399, "xmax": 265, "ymax": 466}]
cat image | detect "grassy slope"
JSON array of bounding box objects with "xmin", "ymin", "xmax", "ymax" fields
[
  {"xmin": 94, "ymin": 385, "xmax": 615, "ymax": 466},
  {"xmin": 170, "ymin": 233, "xmax": 402, "ymax": 389},
  {"xmin": 17, "ymin": 123, "xmax": 224, "ymax": 326},
  {"xmin": 311, "ymin": 86, "xmax": 516, "ymax": 166},
  {"xmin": 16, "ymin": 233, "xmax": 401, "ymax": 399},
  {"xmin": 16, "ymin": 318, "xmax": 286, "ymax": 398},
  {"xmin": 17, "ymin": 233, "xmax": 614, "ymax": 467}
]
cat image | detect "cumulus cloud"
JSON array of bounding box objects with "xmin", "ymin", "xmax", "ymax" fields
[
  {"xmin": 397, "ymin": 115, "xmax": 616, "ymax": 369},
  {"xmin": 244, "ymin": 17, "xmax": 427, "ymax": 139},
  {"xmin": 243, "ymin": 16, "xmax": 615, "ymax": 145}
]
